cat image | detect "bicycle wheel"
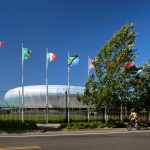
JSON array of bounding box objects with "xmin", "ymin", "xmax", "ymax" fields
[
  {"xmin": 127, "ymin": 123, "xmax": 132, "ymax": 131},
  {"xmin": 136, "ymin": 123, "xmax": 141, "ymax": 130}
]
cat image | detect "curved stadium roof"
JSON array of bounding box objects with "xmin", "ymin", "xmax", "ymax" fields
[{"xmin": 4, "ymin": 85, "xmax": 86, "ymax": 108}]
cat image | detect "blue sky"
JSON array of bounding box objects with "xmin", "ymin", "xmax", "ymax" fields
[{"xmin": 0, "ymin": 0, "xmax": 150, "ymax": 91}]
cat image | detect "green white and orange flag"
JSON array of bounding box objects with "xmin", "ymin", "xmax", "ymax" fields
[{"xmin": 23, "ymin": 48, "xmax": 31, "ymax": 60}]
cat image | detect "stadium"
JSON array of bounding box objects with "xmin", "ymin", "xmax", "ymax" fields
[{"xmin": 4, "ymin": 85, "xmax": 87, "ymax": 109}]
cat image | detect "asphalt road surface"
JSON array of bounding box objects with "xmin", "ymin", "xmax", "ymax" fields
[{"xmin": 0, "ymin": 131, "xmax": 150, "ymax": 150}]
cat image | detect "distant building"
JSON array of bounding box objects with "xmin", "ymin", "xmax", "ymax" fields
[{"xmin": 4, "ymin": 85, "xmax": 87, "ymax": 109}]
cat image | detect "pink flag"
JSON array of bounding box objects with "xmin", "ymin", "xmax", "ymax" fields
[
  {"xmin": 0, "ymin": 41, "xmax": 5, "ymax": 47},
  {"xmin": 89, "ymin": 57, "xmax": 97, "ymax": 70}
]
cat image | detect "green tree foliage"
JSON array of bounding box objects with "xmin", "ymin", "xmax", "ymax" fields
[
  {"xmin": 129, "ymin": 61, "xmax": 150, "ymax": 112},
  {"xmin": 78, "ymin": 23, "xmax": 137, "ymax": 110}
]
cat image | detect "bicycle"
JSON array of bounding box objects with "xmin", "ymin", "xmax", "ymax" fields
[{"xmin": 126, "ymin": 120, "xmax": 141, "ymax": 131}]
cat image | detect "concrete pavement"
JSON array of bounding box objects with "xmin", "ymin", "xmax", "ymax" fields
[{"xmin": 0, "ymin": 123, "xmax": 149, "ymax": 137}]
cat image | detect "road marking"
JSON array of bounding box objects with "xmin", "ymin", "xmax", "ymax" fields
[{"xmin": 0, "ymin": 146, "xmax": 41, "ymax": 150}]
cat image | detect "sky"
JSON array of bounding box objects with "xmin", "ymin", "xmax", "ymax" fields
[{"xmin": 0, "ymin": 0, "xmax": 150, "ymax": 91}]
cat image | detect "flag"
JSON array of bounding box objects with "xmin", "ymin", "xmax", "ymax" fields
[
  {"xmin": 89, "ymin": 58, "xmax": 95, "ymax": 69},
  {"xmin": 89, "ymin": 57, "xmax": 98, "ymax": 69},
  {"xmin": 68, "ymin": 55, "xmax": 79, "ymax": 66},
  {"xmin": 23, "ymin": 48, "xmax": 31, "ymax": 60},
  {"xmin": 0, "ymin": 41, "xmax": 5, "ymax": 47},
  {"xmin": 124, "ymin": 61, "xmax": 135, "ymax": 69},
  {"xmin": 47, "ymin": 53, "xmax": 58, "ymax": 62},
  {"xmin": 137, "ymin": 69, "xmax": 143, "ymax": 75}
]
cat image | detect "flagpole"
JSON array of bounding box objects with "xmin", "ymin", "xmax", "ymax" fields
[
  {"xmin": 21, "ymin": 43, "xmax": 24, "ymax": 123},
  {"xmin": 67, "ymin": 51, "xmax": 70, "ymax": 123},
  {"xmin": 46, "ymin": 48, "xmax": 48, "ymax": 124},
  {"xmin": 87, "ymin": 56, "xmax": 90, "ymax": 122},
  {"xmin": 88, "ymin": 56, "xmax": 89, "ymax": 77}
]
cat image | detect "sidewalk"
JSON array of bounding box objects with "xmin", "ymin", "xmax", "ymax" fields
[
  {"xmin": 37, "ymin": 123, "xmax": 129, "ymax": 133},
  {"xmin": 0, "ymin": 123, "xmax": 149, "ymax": 137}
]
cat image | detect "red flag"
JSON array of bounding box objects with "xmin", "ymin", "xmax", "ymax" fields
[
  {"xmin": 0, "ymin": 41, "xmax": 5, "ymax": 47},
  {"xmin": 124, "ymin": 61, "xmax": 135, "ymax": 69}
]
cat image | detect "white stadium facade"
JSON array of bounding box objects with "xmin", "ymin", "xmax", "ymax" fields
[{"xmin": 4, "ymin": 85, "xmax": 87, "ymax": 109}]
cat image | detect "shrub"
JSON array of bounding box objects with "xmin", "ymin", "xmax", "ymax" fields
[
  {"xmin": 139, "ymin": 121, "xmax": 148, "ymax": 128},
  {"xmin": 24, "ymin": 121, "xmax": 39, "ymax": 130},
  {"xmin": 88, "ymin": 121, "xmax": 98, "ymax": 128},
  {"xmin": 107, "ymin": 120, "xmax": 117, "ymax": 128},
  {"xmin": 60, "ymin": 123, "xmax": 67, "ymax": 128},
  {"xmin": 107, "ymin": 120, "xmax": 126, "ymax": 128},
  {"xmin": 0, "ymin": 120, "xmax": 38, "ymax": 131},
  {"xmin": 97, "ymin": 121, "xmax": 105, "ymax": 128},
  {"xmin": 60, "ymin": 121, "xmax": 105, "ymax": 129},
  {"xmin": 60, "ymin": 120, "xmax": 127, "ymax": 129}
]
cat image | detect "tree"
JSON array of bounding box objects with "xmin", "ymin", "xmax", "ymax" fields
[
  {"xmin": 78, "ymin": 23, "xmax": 137, "ymax": 122},
  {"xmin": 129, "ymin": 60, "xmax": 150, "ymax": 119}
]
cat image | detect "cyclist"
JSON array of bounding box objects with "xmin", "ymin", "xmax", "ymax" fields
[{"xmin": 129, "ymin": 110, "xmax": 138, "ymax": 127}]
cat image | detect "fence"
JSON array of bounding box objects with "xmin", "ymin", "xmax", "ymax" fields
[{"xmin": 0, "ymin": 90, "xmax": 149, "ymax": 123}]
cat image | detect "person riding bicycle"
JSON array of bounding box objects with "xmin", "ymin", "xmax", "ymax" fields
[{"xmin": 129, "ymin": 110, "xmax": 138, "ymax": 127}]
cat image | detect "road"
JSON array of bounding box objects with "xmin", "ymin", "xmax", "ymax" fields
[{"xmin": 0, "ymin": 130, "xmax": 150, "ymax": 150}]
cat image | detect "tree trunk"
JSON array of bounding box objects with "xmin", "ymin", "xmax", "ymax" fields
[
  {"xmin": 125, "ymin": 105, "xmax": 128, "ymax": 119},
  {"xmin": 87, "ymin": 105, "xmax": 90, "ymax": 122}
]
